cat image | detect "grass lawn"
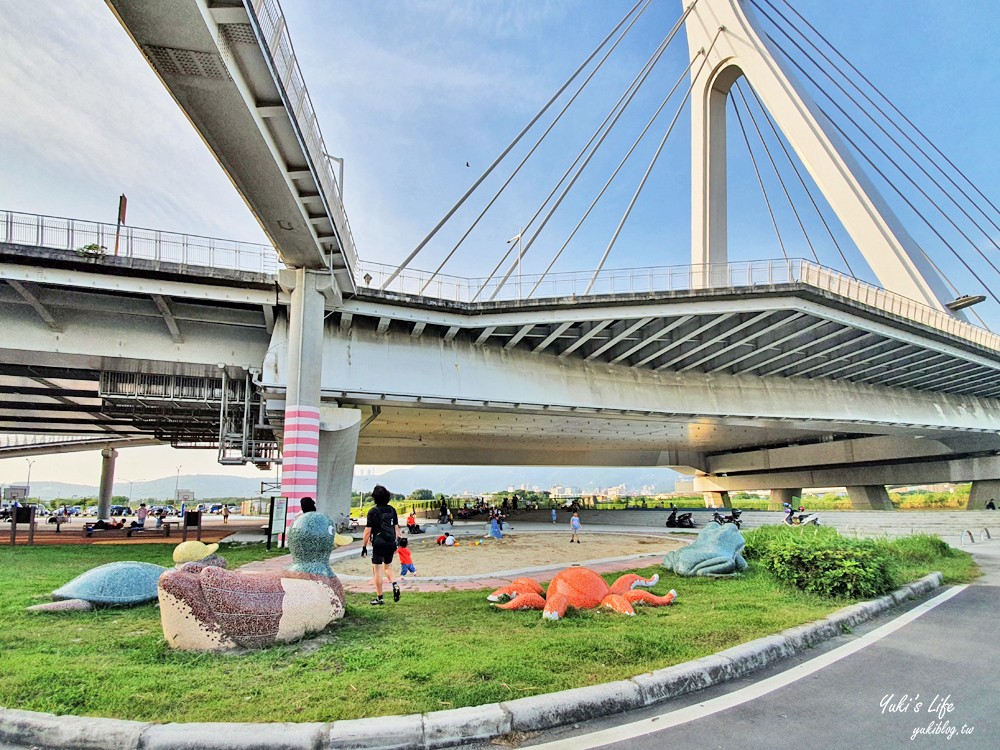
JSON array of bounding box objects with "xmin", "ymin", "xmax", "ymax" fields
[{"xmin": 0, "ymin": 540, "xmax": 972, "ymax": 723}]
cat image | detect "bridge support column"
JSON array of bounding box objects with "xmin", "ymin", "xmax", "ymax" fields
[
  {"xmin": 703, "ymin": 491, "xmax": 731, "ymax": 509},
  {"xmin": 967, "ymin": 480, "xmax": 1000, "ymax": 510},
  {"xmin": 846, "ymin": 485, "xmax": 894, "ymax": 511},
  {"xmin": 280, "ymin": 269, "xmax": 333, "ymax": 526},
  {"xmin": 316, "ymin": 406, "xmax": 361, "ymax": 522},
  {"xmin": 97, "ymin": 447, "xmax": 118, "ymax": 520},
  {"xmin": 771, "ymin": 488, "xmax": 802, "ymax": 507}
]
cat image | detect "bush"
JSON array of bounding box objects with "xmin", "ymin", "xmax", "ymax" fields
[{"xmin": 744, "ymin": 526, "xmax": 894, "ymax": 599}]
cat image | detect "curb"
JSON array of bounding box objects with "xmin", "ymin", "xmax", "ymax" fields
[{"xmin": 0, "ymin": 572, "xmax": 944, "ymax": 750}]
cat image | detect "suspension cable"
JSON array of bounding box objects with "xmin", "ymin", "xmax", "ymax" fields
[
  {"xmin": 731, "ymin": 91, "xmax": 789, "ymax": 262},
  {"xmin": 472, "ymin": 8, "xmax": 692, "ymax": 302},
  {"xmin": 752, "ymin": 0, "xmax": 1000, "ymax": 252},
  {"xmin": 380, "ymin": 0, "xmax": 649, "ymax": 291},
  {"xmin": 417, "ymin": 0, "xmax": 659, "ymax": 294},
  {"xmin": 583, "ymin": 29, "xmax": 726, "ymax": 295},
  {"xmin": 742, "ymin": 82, "xmax": 854, "ymax": 275},
  {"xmin": 758, "ymin": 0, "xmax": 1000, "ymax": 234},
  {"xmin": 527, "ymin": 55, "xmax": 701, "ymax": 299},
  {"xmin": 826, "ymin": 115, "xmax": 999, "ymax": 306},
  {"xmin": 733, "ymin": 81, "xmax": 818, "ymax": 263},
  {"xmin": 765, "ymin": 33, "xmax": 1000, "ymax": 286}
]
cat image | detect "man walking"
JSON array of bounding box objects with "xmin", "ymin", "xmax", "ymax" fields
[{"xmin": 362, "ymin": 485, "xmax": 401, "ymax": 605}]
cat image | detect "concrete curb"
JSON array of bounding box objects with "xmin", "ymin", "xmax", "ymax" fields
[{"xmin": 0, "ymin": 572, "xmax": 945, "ymax": 750}]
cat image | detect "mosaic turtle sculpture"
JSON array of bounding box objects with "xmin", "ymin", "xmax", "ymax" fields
[
  {"xmin": 487, "ymin": 567, "xmax": 676, "ymax": 620},
  {"xmin": 27, "ymin": 541, "xmax": 226, "ymax": 613},
  {"xmin": 662, "ymin": 522, "xmax": 748, "ymax": 576},
  {"xmin": 157, "ymin": 511, "xmax": 345, "ymax": 651}
]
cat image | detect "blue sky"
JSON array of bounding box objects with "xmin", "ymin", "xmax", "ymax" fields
[{"xmin": 1, "ymin": 0, "xmax": 997, "ymax": 483}]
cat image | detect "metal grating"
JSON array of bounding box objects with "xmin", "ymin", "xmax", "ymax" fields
[{"xmin": 143, "ymin": 45, "xmax": 232, "ymax": 80}]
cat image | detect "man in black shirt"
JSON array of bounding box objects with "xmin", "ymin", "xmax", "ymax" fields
[{"xmin": 362, "ymin": 485, "xmax": 401, "ymax": 605}]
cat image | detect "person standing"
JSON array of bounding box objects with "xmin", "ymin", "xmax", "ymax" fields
[
  {"xmin": 551, "ymin": 507, "xmax": 557, "ymax": 524},
  {"xmin": 569, "ymin": 511, "xmax": 581, "ymax": 543},
  {"xmin": 221, "ymin": 504, "xmax": 230, "ymax": 524},
  {"xmin": 362, "ymin": 485, "xmax": 401, "ymax": 605},
  {"xmin": 136, "ymin": 503, "xmax": 149, "ymax": 528}
]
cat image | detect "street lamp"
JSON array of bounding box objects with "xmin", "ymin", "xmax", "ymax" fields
[
  {"xmin": 174, "ymin": 465, "xmax": 182, "ymax": 502},
  {"xmin": 25, "ymin": 458, "xmax": 35, "ymax": 500},
  {"xmin": 123, "ymin": 478, "xmax": 135, "ymax": 505}
]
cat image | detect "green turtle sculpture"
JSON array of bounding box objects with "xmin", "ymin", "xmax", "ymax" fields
[
  {"xmin": 157, "ymin": 511, "xmax": 345, "ymax": 651},
  {"xmin": 27, "ymin": 542, "xmax": 227, "ymax": 612}
]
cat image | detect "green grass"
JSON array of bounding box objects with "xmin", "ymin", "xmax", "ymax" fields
[{"xmin": 0, "ymin": 538, "xmax": 970, "ymax": 723}]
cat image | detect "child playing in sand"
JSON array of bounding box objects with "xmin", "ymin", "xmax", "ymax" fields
[{"xmin": 398, "ymin": 537, "xmax": 416, "ymax": 579}]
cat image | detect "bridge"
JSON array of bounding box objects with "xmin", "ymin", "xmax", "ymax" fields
[{"xmin": 3, "ymin": 0, "xmax": 1000, "ymax": 520}]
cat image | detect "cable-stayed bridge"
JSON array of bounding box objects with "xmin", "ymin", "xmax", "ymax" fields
[{"xmin": 3, "ymin": 0, "xmax": 1000, "ymax": 519}]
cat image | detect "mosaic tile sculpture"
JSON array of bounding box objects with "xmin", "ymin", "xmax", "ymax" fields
[
  {"xmin": 158, "ymin": 511, "xmax": 345, "ymax": 651},
  {"xmin": 27, "ymin": 543, "xmax": 227, "ymax": 613},
  {"xmin": 487, "ymin": 567, "xmax": 676, "ymax": 620},
  {"xmin": 662, "ymin": 522, "xmax": 748, "ymax": 576}
]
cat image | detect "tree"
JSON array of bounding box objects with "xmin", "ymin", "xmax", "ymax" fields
[{"xmin": 408, "ymin": 489, "xmax": 434, "ymax": 501}]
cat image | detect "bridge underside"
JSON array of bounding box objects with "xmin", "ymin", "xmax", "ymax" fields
[{"xmin": 4, "ymin": 245, "xmax": 1000, "ymax": 498}]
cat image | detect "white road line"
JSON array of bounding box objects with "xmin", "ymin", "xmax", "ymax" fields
[{"xmin": 530, "ymin": 585, "xmax": 969, "ymax": 749}]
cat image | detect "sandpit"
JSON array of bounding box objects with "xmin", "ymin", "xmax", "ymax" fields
[{"xmin": 332, "ymin": 531, "xmax": 686, "ymax": 578}]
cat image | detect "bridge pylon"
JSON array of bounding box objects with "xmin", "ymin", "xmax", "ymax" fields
[
  {"xmin": 278, "ymin": 268, "xmax": 358, "ymax": 525},
  {"xmin": 686, "ymin": 0, "xmax": 953, "ymax": 312}
]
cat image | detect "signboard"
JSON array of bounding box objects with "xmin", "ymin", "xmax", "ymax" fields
[{"xmin": 269, "ymin": 497, "xmax": 288, "ymax": 535}]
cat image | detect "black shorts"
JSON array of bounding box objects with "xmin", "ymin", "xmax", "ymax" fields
[{"xmin": 372, "ymin": 542, "xmax": 396, "ymax": 565}]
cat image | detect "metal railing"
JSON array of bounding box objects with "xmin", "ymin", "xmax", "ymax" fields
[
  {"xmin": 1, "ymin": 210, "xmax": 280, "ymax": 274},
  {"xmin": 4, "ymin": 205, "xmax": 997, "ymax": 353},
  {"xmin": 359, "ymin": 258, "xmax": 1000, "ymax": 352},
  {"xmin": 248, "ymin": 0, "xmax": 360, "ymax": 281}
]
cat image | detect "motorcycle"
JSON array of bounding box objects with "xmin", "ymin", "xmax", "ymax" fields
[
  {"xmin": 783, "ymin": 503, "xmax": 820, "ymax": 526},
  {"xmin": 665, "ymin": 503, "xmax": 695, "ymax": 529},
  {"xmin": 710, "ymin": 508, "xmax": 742, "ymax": 529}
]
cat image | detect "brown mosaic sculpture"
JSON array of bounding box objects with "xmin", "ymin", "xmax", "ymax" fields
[{"xmin": 157, "ymin": 512, "xmax": 345, "ymax": 651}]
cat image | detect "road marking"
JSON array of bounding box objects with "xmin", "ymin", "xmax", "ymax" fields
[{"xmin": 530, "ymin": 585, "xmax": 968, "ymax": 749}]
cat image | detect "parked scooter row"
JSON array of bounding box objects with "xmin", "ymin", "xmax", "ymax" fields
[{"xmin": 783, "ymin": 503, "xmax": 820, "ymax": 526}]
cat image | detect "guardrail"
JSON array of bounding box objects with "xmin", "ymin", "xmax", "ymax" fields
[
  {"xmin": 358, "ymin": 257, "xmax": 1000, "ymax": 353},
  {"xmin": 1, "ymin": 210, "xmax": 280, "ymax": 274},
  {"xmin": 4, "ymin": 206, "xmax": 997, "ymax": 354}
]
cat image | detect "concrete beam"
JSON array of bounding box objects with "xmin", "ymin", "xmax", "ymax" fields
[
  {"xmin": 151, "ymin": 294, "xmax": 184, "ymax": 343},
  {"xmin": 7, "ymin": 280, "xmax": 61, "ymax": 332}
]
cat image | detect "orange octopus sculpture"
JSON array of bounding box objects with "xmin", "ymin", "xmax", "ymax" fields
[{"xmin": 487, "ymin": 567, "xmax": 676, "ymax": 620}]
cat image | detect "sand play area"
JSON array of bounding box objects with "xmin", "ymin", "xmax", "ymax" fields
[{"xmin": 332, "ymin": 531, "xmax": 686, "ymax": 578}]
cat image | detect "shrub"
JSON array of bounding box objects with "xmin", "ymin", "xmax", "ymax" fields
[{"xmin": 744, "ymin": 526, "xmax": 894, "ymax": 599}]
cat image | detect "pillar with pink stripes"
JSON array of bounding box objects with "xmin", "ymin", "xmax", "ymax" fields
[{"xmin": 281, "ymin": 269, "xmax": 328, "ymax": 527}]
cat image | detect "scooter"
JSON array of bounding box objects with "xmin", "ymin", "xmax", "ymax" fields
[
  {"xmin": 665, "ymin": 503, "xmax": 695, "ymax": 529},
  {"xmin": 710, "ymin": 508, "xmax": 743, "ymax": 529},
  {"xmin": 783, "ymin": 504, "xmax": 820, "ymax": 526}
]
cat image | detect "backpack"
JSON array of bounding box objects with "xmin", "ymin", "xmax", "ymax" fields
[{"xmin": 374, "ymin": 506, "xmax": 397, "ymax": 546}]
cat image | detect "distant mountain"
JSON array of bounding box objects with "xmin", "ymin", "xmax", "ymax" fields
[
  {"xmin": 354, "ymin": 466, "xmax": 678, "ymax": 496},
  {"xmin": 18, "ymin": 467, "xmax": 677, "ymax": 502}
]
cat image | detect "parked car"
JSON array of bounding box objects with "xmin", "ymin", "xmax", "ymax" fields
[
  {"xmin": 109, "ymin": 505, "xmax": 130, "ymax": 516},
  {"xmin": 209, "ymin": 504, "xmax": 224, "ymax": 514}
]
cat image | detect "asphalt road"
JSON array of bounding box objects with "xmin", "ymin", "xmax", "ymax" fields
[{"xmin": 509, "ymin": 543, "xmax": 1000, "ymax": 750}]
